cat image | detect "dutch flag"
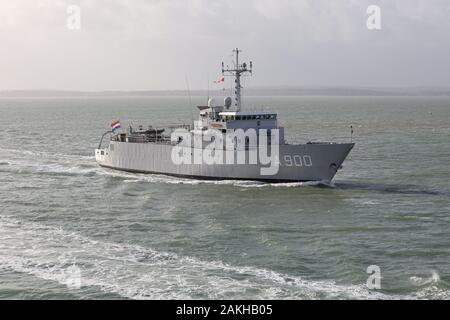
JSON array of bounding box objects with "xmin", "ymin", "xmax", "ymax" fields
[{"xmin": 111, "ymin": 120, "xmax": 121, "ymax": 133}]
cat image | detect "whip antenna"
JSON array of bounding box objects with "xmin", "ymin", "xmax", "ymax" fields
[{"xmin": 185, "ymin": 76, "xmax": 194, "ymax": 128}]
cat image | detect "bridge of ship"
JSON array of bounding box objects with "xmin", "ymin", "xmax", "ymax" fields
[{"xmin": 197, "ymin": 105, "xmax": 278, "ymax": 129}]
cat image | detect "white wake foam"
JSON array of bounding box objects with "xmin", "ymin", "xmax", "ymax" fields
[
  {"xmin": 0, "ymin": 216, "xmax": 411, "ymax": 300},
  {"xmin": 100, "ymin": 169, "xmax": 332, "ymax": 189},
  {"xmin": 410, "ymin": 271, "xmax": 441, "ymax": 287}
]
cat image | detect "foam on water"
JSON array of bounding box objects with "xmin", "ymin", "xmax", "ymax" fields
[
  {"xmin": 0, "ymin": 215, "xmax": 403, "ymax": 300},
  {"xmin": 410, "ymin": 271, "xmax": 441, "ymax": 287},
  {"xmin": 1, "ymin": 216, "xmax": 447, "ymax": 300},
  {"xmin": 0, "ymin": 147, "xmax": 93, "ymax": 162},
  {"xmin": 0, "ymin": 159, "xmax": 98, "ymax": 177},
  {"xmin": 98, "ymin": 169, "xmax": 334, "ymax": 189}
]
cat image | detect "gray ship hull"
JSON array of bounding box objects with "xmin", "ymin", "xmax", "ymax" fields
[{"xmin": 95, "ymin": 141, "xmax": 354, "ymax": 182}]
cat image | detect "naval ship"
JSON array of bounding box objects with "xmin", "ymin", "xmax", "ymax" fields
[{"xmin": 95, "ymin": 49, "xmax": 354, "ymax": 182}]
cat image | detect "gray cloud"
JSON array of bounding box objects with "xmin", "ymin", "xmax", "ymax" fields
[{"xmin": 0, "ymin": 0, "xmax": 449, "ymax": 90}]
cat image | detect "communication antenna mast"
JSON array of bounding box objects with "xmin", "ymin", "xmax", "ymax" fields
[
  {"xmin": 221, "ymin": 48, "xmax": 252, "ymax": 112},
  {"xmin": 185, "ymin": 76, "xmax": 194, "ymax": 128}
]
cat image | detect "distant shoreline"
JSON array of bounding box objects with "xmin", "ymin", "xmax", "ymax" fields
[{"xmin": 1, "ymin": 87, "xmax": 450, "ymax": 97}]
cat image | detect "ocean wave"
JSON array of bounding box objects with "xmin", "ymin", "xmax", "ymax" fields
[
  {"xmin": 0, "ymin": 160, "xmax": 99, "ymax": 177},
  {"xmin": 0, "ymin": 147, "xmax": 99, "ymax": 178},
  {"xmin": 334, "ymin": 181, "xmax": 449, "ymax": 196},
  {"xmin": 410, "ymin": 271, "xmax": 441, "ymax": 287},
  {"xmin": 2, "ymin": 216, "xmax": 448, "ymax": 300},
  {"xmin": 0, "ymin": 147, "xmax": 94, "ymax": 162},
  {"xmin": 1, "ymin": 216, "xmax": 430, "ymax": 300}
]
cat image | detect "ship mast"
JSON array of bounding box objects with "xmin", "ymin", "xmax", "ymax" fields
[{"xmin": 222, "ymin": 48, "xmax": 252, "ymax": 112}]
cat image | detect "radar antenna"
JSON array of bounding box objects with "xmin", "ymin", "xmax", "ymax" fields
[{"xmin": 221, "ymin": 48, "xmax": 252, "ymax": 112}]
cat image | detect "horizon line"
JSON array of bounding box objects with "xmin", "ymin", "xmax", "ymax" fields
[{"xmin": 2, "ymin": 86, "xmax": 450, "ymax": 97}]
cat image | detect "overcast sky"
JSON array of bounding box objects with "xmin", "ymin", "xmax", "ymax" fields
[{"xmin": 0, "ymin": 0, "xmax": 449, "ymax": 90}]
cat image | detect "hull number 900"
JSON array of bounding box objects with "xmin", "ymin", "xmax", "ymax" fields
[{"xmin": 284, "ymin": 155, "xmax": 312, "ymax": 167}]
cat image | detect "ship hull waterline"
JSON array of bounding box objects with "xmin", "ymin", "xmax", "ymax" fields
[{"xmin": 95, "ymin": 141, "xmax": 354, "ymax": 183}]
